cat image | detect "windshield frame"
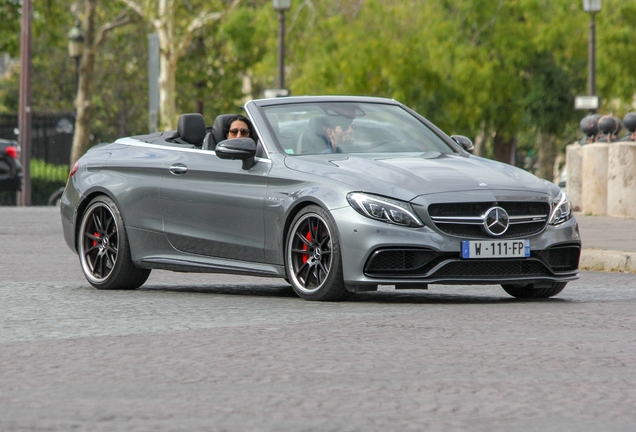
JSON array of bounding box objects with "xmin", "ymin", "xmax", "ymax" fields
[{"xmin": 247, "ymin": 97, "xmax": 463, "ymax": 157}]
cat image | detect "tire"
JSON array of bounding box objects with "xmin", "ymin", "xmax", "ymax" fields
[
  {"xmin": 285, "ymin": 205, "xmax": 352, "ymax": 301},
  {"xmin": 77, "ymin": 195, "xmax": 151, "ymax": 290},
  {"xmin": 501, "ymin": 282, "xmax": 567, "ymax": 299}
]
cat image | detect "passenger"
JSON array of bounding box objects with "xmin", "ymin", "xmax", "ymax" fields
[
  {"xmin": 321, "ymin": 116, "xmax": 355, "ymax": 153},
  {"xmin": 224, "ymin": 115, "xmax": 252, "ymax": 140}
]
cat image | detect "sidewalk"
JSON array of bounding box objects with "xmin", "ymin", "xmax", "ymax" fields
[{"xmin": 576, "ymin": 212, "xmax": 636, "ymax": 272}]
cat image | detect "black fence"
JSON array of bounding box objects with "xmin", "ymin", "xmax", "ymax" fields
[{"xmin": 0, "ymin": 112, "xmax": 74, "ymax": 166}]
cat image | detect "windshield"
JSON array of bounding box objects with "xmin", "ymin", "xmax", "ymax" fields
[{"xmin": 261, "ymin": 102, "xmax": 455, "ymax": 156}]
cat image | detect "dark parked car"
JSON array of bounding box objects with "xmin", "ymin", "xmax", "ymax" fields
[
  {"xmin": 60, "ymin": 96, "xmax": 580, "ymax": 301},
  {"xmin": 0, "ymin": 138, "xmax": 22, "ymax": 193}
]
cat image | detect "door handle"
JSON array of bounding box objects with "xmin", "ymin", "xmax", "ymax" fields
[{"xmin": 169, "ymin": 164, "xmax": 188, "ymax": 175}]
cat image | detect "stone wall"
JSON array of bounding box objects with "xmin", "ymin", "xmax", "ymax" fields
[
  {"xmin": 608, "ymin": 142, "xmax": 636, "ymax": 217},
  {"xmin": 567, "ymin": 142, "xmax": 636, "ymax": 217}
]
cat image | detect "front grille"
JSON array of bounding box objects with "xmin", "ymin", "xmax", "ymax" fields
[
  {"xmin": 537, "ymin": 245, "xmax": 580, "ymax": 272},
  {"xmin": 428, "ymin": 201, "xmax": 550, "ymax": 239},
  {"xmin": 363, "ymin": 246, "xmax": 579, "ymax": 279},
  {"xmin": 433, "ymin": 223, "xmax": 546, "ymax": 239},
  {"xmin": 432, "ymin": 259, "xmax": 550, "ymax": 277},
  {"xmin": 365, "ymin": 249, "xmax": 439, "ymax": 275}
]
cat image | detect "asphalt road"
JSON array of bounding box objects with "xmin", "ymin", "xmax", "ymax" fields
[{"xmin": 1, "ymin": 207, "xmax": 636, "ymax": 431}]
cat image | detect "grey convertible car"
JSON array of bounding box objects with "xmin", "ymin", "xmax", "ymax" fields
[{"xmin": 60, "ymin": 96, "xmax": 580, "ymax": 301}]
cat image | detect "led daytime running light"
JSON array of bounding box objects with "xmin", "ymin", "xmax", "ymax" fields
[
  {"xmin": 549, "ymin": 190, "xmax": 572, "ymax": 225},
  {"xmin": 347, "ymin": 192, "xmax": 423, "ymax": 228}
]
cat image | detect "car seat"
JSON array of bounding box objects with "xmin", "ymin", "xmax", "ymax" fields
[
  {"xmin": 207, "ymin": 114, "xmax": 238, "ymax": 149},
  {"xmin": 297, "ymin": 116, "xmax": 330, "ymax": 154},
  {"xmin": 206, "ymin": 114, "xmax": 262, "ymax": 157},
  {"xmin": 176, "ymin": 113, "xmax": 207, "ymax": 146}
]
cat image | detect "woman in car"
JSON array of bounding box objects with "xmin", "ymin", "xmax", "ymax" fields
[{"xmin": 224, "ymin": 115, "xmax": 253, "ymax": 140}]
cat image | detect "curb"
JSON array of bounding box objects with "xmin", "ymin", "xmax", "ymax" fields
[{"xmin": 580, "ymin": 249, "xmax": 636, "ymax": 273}]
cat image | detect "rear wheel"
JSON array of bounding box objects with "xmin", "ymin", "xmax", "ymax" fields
[
  {"xmin": 285, "ymin": 205, "xmax": 351, "ymax": 301},
  {"xmin": 78, "ymin": 195, "xmax": 150, "ymax": 290},
  {"xmin": 501, "ymin": 282, "xmax": 567, "ymax": 299}
]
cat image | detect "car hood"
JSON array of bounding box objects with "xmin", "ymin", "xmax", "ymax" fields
[{"xmin": 284, "ymin": 152, "xmax": 551, "ymax": 201}]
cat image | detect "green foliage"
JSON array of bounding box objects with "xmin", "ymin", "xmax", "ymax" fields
[
  {"xmin": 523, "ymin": 53, "xmax": 581, "ymax": 135},
  {"xmin": 280, "ymin": 0, "xmax": 632, "ymax": 162},
  {"xmin": 176, "ymin": 4, "xmax": 271, "ymax": 120},
  {"xmin": 0, "ymin": 0, "xmax": 21, "ymax": 55},
  {"xmin": 1, "ymin": 0, "xmax": 635, "ymax": 168},
  {"xmin": 30, "ymin": 158, "xmax": 69, "ymax": 183},
  {"xmin": 89, "ymin": 16, "xmax": 152, "ymax": 139},
  {"xmin": 596, "ymin": 0, "xmax": 636, "ymax": 115},
  {"xmin": 0, "ymin": 0, "xmax": 149, "ymax": 140}
]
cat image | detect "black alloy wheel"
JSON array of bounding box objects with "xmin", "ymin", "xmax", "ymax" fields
[
  {"xmin": 286, "ymin": 205, "xmax": 351, "ymax": 301},
  {"xmin": 78, "ymin": 195, "xmax": 150, "ymax": 289}
]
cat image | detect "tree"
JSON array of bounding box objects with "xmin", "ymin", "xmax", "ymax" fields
[
  {"xmin": 0, "ymin": 0, "xmax": 21, "ymax": 56},
  {"xmin": 284, "ymin": 0, "xmax": 597, "ymax": 169},
  {"xmin": 70, "ymin": 1, "xmax": 134, "ymax": 165},
  {"xmin": 119, "ymin": 0, "xmax": 240, "ymax": 130},
  {"xmin": 596, "ymin": 0, "xmax": 636, "ymax": 116},
  {"xmin": 176, "ymin": 3, "xmax": 271, "ymax": 118}
]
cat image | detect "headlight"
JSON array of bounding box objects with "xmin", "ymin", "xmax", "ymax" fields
[
  {"xmin": 347, "ymin": 192, "xmax": 424, "ymax": 228},
  {"xmin": 549, "ymin": 190, "xmax": 572, "ymax": 225}
]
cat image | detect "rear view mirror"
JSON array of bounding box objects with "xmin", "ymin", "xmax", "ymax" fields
[
  {"xmin": 450, "ymin": 135, "xmax": 474, "ymax": 153},
  {"xmin": 215, "ymin": 138, "xmax": 257, "ymax": 170}
]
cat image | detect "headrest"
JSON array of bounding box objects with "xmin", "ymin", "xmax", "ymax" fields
[
  {"xmin": 177, "ymin": 113, "xmax": 206, "ymax": 144},
  {"xmin": 307, "ymin": 116, "xmax": 326, "ymax": 135},
  {"xmin": 211, "ymin": 114, "xmax": 241, "ymax": 146},
  {"xmin": 211, "ymin": 114, "xmax": 257, "ymax": 146}
]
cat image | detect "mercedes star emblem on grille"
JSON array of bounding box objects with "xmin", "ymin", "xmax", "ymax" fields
[{"xmin": 483, "ymin": 206, "xmax": 509, "ymax": 236}]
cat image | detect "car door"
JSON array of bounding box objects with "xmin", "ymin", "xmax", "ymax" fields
[{"xmin": 159, "ymin": 147, "xmax": 271, "ymax": 263}]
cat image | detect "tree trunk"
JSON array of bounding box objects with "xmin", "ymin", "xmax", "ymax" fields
[
  {"xmin": 158, "ymin": 48, "xmax": 177, "ymax": 130},
  {"xmin": 70, "ymin": 0, "xmax": 98, "ymax": 166},
  {"xmin": 537, "ymin": 131, "xmax": 556, "ymax": 181},
  {"xmin": 492, "ymin": 133, "xmax": 513, "ymax": 164},
  {"xmin": 157, "ymin": 0, "xmax": 177, "ymax": 131},
  {"xmin": 120, "ymin": 0, "xmax": 236, "ymax": 131}
]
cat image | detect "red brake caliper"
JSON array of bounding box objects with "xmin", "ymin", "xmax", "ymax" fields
[
  {"xmin": 302, "ymin": 230, "xmax": 312, "ymax": 264},
  {"xmin": 93, "ymin": 232, "xmax": 100, "ymax": 248}
]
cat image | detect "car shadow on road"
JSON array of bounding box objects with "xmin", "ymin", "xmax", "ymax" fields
[
  {"xmin": 140, "ymin": 284, "xmax": 299, "ymax": 298},
  {"xmin": 139, "ymin": 284, "xmax": 570, "ymax": 304},
  {"xmin": 350, "ymin": 291, "xmax": 569, "ymax": 304}
]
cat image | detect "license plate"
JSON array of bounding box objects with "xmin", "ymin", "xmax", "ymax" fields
[{"xmin": 461, "ymin": 239, "xmax": 530, "ymax": 259}]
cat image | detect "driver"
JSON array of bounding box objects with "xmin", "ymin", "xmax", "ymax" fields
[{"xmin": 321, "ymin": 116, "xmax": 355, "ymax": 153}]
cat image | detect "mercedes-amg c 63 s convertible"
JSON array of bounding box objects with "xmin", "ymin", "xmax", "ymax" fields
[{"xmin": 60, "ymin": 96, "xmax": 580, "ymax": 301}]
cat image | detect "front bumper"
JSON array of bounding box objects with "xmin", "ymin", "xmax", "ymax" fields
[{"xmin": 331, "ymin": 205, "xmax": 581, "ymax": 288}]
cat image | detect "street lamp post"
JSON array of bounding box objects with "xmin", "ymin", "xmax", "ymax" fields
[
  {"xmin": 17, "ymin": 0, "xmax": 33, "ymax": 206},
  {"xmin": 67, "ymin": 20, "xmax": 85, "ymax": 97},
  {"xmin": 273, "ymin": 0, "xmax": 291, "ymax": 91},
  {"xmin": 583, "ymin": 0, "xmax": 602, "ymax": 112}
]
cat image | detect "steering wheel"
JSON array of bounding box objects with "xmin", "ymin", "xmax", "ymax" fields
[{"xmin": 367, "ymin": 140, "xmax": 394, "ymax": 150}]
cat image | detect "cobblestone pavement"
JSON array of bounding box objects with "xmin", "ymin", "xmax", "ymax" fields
[{"xmin": 1, "ymin": 207, "xmax": 636, "ymax": 431}]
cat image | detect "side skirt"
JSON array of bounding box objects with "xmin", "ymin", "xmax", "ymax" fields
[{"xmin": 138, "ymin": 254, "xmax": 286, "ymax": 278}]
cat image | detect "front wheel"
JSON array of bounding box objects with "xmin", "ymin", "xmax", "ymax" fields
[
  {"xmin": 501, "ymin": 282, "xmax": 567, "ymax": 299},
  {"xmin": 78, "ymin": 195, "xmax": 151, "ymax": 290},
  {"xmin": 285, "ymin": 205, "xmax": 352, "ymax": 301}
]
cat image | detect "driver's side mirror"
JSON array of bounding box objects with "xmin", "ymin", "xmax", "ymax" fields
[
  {"xmin": 215, "ymin": 138, "xmax": 257, "ymax": 170},
  {"xmin": 451, "ymin": 135, "xmax": 474, "ymax": 154}
]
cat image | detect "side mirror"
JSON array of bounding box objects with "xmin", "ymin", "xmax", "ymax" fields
[
  {"xmin": 215, "ymin": 138, "xmax": 257, "ymax": 170},
  {"xmin": 451, "ymin": 135, "xmax": 474, "ymax": 154}
]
